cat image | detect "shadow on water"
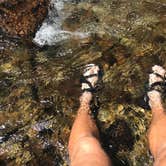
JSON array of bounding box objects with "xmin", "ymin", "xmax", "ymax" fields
[{"xmin": 101, "ymin": 119, "xmax": 134, "ymax": 166}]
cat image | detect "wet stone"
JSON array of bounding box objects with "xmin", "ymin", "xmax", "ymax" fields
[
  {"xmin": 0, "ymin": 0, "xmax": 50, "ymax": 37},
  {"xmin": 63, "ymin": 8, "xmax": 99, "ymax": 31}
]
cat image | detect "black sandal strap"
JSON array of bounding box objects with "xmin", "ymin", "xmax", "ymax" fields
[
  {"xmin": 83, "ymin": 74, "xmax": 98, "ymax": 79},
  {"xmin": 80, "ymin": 76, "xmax": 96, "ymax": 92},
  {"xmin": 80, "ymin": 72, "xmax": 100, "ymax": 93},
  {"xmin": 149, "ymin": 81, "xmax": 166, "ymax": 92},
  {"xmin": 81, "ymin": 78, "xmax": 94, "ymax": 88},
  {"xmin": 153, "ymin": 72, "xmax": 166, "ymax": 81},
  {"xmin": 82, "ymin": 88, "xmax": 96, "ymax": 93}
]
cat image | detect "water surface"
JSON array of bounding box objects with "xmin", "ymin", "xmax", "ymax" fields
[{"xmin": 0, "ymin": 0, "xmax": 166, "ymax": 165}]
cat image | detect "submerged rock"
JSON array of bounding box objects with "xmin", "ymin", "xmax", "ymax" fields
[
  {"xmin": 63, "ymin": 8, "xmax": 99, "ymax": 31},
  {"xmin": 0, "ymin": 0, "xmax": 50, "ymax": 36}
]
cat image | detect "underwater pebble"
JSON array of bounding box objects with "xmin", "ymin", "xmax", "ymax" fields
[
  {"xmin": 55, "ymin": 141, "xmax": 65, "ymax": 151},
  {"xmin": 0, "ymin": 125, "xmax": 6, "ymax": 129},
  {"xmin": 0, "ymin": 136, "xmax": 4, "ymax": 143},
  {"xmin": 139, "ymin": 108, "xmax": 145, "ymax": 113},
  {"xmin": 40, "ymin": 99, "xmax": 53, "ymax": 104},
  {"xmin": 0, "ymin": 147, "xmax": 5, "ymax": 155},
  {"xmin": 32, "ymin": 121, "xmax": 54, "ymax": 132},
  {"xmin": 118, "ymin": 104, "xmax": 124, "ymax": 112}
]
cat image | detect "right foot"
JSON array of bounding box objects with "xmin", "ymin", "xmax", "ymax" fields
[{"xmin": 148, "ymin": 65, "xmax": 166, "ymax": 111}]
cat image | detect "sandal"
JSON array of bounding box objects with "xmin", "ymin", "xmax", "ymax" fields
[
  {"xmin": 80, "ymin": 64, "xmax": 103, "ymax": 118},
  {"xmin": 144, "ymin": 71, "xmax": 166, "ymax": 108},
  {"xmin": 80, "ymin": 64, "xmax": 103, "ymax": 93}
]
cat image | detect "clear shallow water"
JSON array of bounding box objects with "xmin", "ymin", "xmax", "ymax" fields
[
  {"xmin": 0, "ymin": 0, "xmax": 166, "ymax": 165},
  {"xmin": 33, "ymin": 0, "xmax": 90, "ymax": 46}
]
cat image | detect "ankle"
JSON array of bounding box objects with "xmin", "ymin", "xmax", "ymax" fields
[
  {"xmin": 151, "ymin": 107, "xmax": 164, "ymax": 115},
  {"xmin": 80, "ymin": 92, "xmax": 92, "ymax": 105},
  {"xmin": 148, "ymin": 91, "xmax": 163, "ymax": 109}
]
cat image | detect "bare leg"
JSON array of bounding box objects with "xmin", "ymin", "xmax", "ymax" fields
[
  {"xmin": 147, "ymin": 65, "xmax": 166, "ymax": 165},
  {"xmin": 68, "ymin": 65, "xmax": 111, "ymax": 166}
]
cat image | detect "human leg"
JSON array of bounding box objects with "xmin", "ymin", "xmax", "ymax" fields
[
  {"xmin": 147, "ymin": 65, "xmax": 166, "ymax": 165},
  {"xmin": 68, "ymin": 64, "xmax": 111, "ymax": 166}
]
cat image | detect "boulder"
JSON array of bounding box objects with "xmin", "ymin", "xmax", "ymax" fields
[{"xmin": 0, "ymin": 0, "xmax": 50, "ymax": 37}]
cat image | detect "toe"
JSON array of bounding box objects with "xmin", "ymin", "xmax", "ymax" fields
[
  {"xmin": 83, "ymin": 65, "xmax": 99, "ymax": 76},
  {"xmin": 93, "ymin": 65, "xmax": 100, "ymax": 73},
  {"xmin": 152, "ymin": 65, "xmax": 166, "ymax": 76},
  {"xmin": 149, "ymin": 73, "xmax": 163, "ymax": 85},
  {"xmin": 83, "ymin": 64, "xmax": 95, "ymax": 73}
]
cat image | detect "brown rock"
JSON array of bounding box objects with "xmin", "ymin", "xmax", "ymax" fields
[
  {"xmin": 62, "ymin": 8, "xmax": 99, "ymax": 31},
  {"xmin": 0, "ymin": 0, "xmax": 50, "ymax": 37}
]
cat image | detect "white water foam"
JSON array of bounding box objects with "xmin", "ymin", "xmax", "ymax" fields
[{"xmin": 33, "ymin": 0, "xmax": 89, "ymax": 46}]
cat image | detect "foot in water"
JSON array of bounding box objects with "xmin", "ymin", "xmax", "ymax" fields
[
  {"xmin": 147, "ymin": 65, "xmax": 166, "ymax": 161},
  {"xmin": 80, "ymin": 64, "xmax": 100, "ymax": 106},
  {"xmin": 148, "ymin": 65, "xmax": 166, "ymax": 111},
  {"xmin": 68, "ymin": 64, "xmax": 111, "ymax": 166}
]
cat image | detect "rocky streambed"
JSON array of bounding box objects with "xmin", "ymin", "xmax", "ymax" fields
[{"xmin": 0, "ymin": 0, "xmax": 166, "ymax": 165}]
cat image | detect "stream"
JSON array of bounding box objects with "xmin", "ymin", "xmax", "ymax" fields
[{"xmin": 0, "ymin": 0, "xmax": 166, "ymax": 165}]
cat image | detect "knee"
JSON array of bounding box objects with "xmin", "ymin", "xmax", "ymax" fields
[
  {"xmin": 77, "ymin": 136, "xmax": 101, "ymax": 153},
  {"xmin": 68, "ymin": 136, "xmax": 101, "ymax": 158},
  {"xmin": 69, "ymin": 136, "xmax": 111, "ymax": 166}
]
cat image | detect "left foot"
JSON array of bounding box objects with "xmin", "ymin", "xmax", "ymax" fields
[{"xmin": 80, "ymin": 64, "xmax": 101, "ymax": 105}]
